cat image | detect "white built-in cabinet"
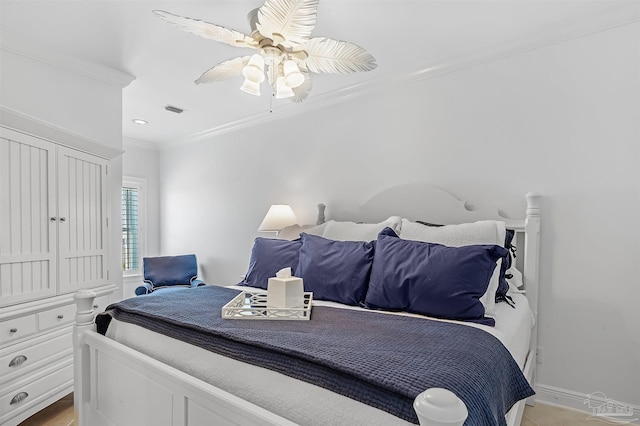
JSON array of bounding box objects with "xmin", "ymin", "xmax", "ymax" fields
[
  {"xmin": 0, "ymin": 119, "xmax": 118, "ymax": 426},
  {"xmin": 0, "ymin": 133, "xmax": 57, "ymax": 306}
]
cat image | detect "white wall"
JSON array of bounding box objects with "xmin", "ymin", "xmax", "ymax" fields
[
  {"xmin": 122, "ymin": 142, "xmax": 161, "ymax": 257},
  {"xmin": 1, "ymin": 46, "xmax": 128, "ymax": 302},
  {"xmin": 159, "ymin": 23, "xmax": 640, "ymax": 409},
  {"xmin": 121, "ymin": 141, "xmax": 162, "ymax": 298}
]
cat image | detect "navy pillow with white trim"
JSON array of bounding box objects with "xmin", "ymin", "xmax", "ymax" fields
[{"xmin": 364, "ymin": 228, "xmax": 507, "ymax": 326}]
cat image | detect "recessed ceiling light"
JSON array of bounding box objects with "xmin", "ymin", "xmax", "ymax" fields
[{"xmin": 132, "ymin": 119, "xmax": 148, "ymax": 125}]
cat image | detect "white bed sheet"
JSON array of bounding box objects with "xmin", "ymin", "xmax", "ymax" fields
[{"xmin": 105, "ymin": 286, "xmax": 533, "ymax": 425}]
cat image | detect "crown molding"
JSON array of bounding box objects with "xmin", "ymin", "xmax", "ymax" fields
[
  {"xmin": 403, "ymin": 9, "xmax": 640, "ymax": 84},
  {"xmin": 0, "ymin": 106, "xmax": 124, "ymax": 159},
  {"xmin": 154, "ymin": 8, "xmax": 639, "ymax": 149},
  {"xmin": 0, "ymin": 32, "xmax": 136, "ymax": 89},
  {"xmin": 123, "ymin": 137, "xmax": 160, "ymax": 151},
  {"xmin": 155, "ymin": 77, "xmax": 389, "ymax": 150}
]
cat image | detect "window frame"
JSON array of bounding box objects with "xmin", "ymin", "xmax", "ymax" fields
[{"xmin": 121, "ymin": 176, "xmax": 147, "ymax": 278}]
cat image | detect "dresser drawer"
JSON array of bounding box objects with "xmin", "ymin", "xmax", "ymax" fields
[
  {"xmin": 0, "ymin": 328, "xmax": 72, "ymax": 383},
  {"xmin": 92, "ymin": 295, "xmax": 110, "ymax": 314},
  {"xmin": 0, "ymin": 315, "xmax": 37, "ymax": 344},
  {"xmin": 0, "ymin": 361, "xmax": 73, "ymax": 423},
  {"xmin": 37, "ymin": 303, "xmax": 76, "ymax": 332}
]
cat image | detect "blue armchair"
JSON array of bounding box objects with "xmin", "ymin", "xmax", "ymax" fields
[{"xmin": 135, "ymin": 254, "xmax": 206, "ymax": 296}]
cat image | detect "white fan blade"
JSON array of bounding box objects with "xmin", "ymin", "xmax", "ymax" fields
[
  {"xmin": 247, "ymin": 7, "xmax": 260, "ymax": 33},
  {"xmin": 302, "ymin": 37, "xmax": 377, "ymax": 74},
  {"xmin": 153, "ymin": 10, "xmax": 259, "ymax": 49},
  {"xmin": 256, "ymin": 0, "xmax": 319, "ymax": 48},
  {"xmin": 291, "ymin": 71, "xmax": 312, "ymax": 102},
  {"xmin": 195, "ymin": 56, "xmax": 250, "ymax": 84}
]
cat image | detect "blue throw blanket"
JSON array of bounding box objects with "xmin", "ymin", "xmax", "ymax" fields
[{"xmin": 96, "ymin": 286, "xmax": 533, "ymax": 425}]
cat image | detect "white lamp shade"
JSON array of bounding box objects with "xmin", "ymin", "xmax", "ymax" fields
[
  {"xmin": 247, "ymin": 53, "xmax": 265, "ymax": 69},
  {"xmin": 258, "ymin": 205, "xmax": 297, "ymax": 231},
  {"xmin": 240, "ymin": 78, "xmax": 261, "ymax": 96},
  {"xmin": 275, "ymin": 76, "xmax": 295, "ymax": 98},
  {"xmin": 283, "ymin": 60, "xmax": 305, "ymax": 88},
  {"xmin": 242, "ymin": 54, "xmax": 265, "ymax": 83}
]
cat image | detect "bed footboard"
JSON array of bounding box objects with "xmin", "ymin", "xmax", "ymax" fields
[
  {"xmin": 73, "ymin": 292, "xmax": 474, "ymax": 426},
  {"xmin": 73, "ymin": 290, "xmax": 299, "ymax": 426}
]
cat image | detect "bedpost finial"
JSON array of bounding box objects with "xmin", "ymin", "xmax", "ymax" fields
[
  {"xmin": 74, "ymin": 290, "xmax": 97, "ymax": 326},
  {"xmin": 525, "ymin": 192, "xmax": 541, "ymax": 217},
  {"xmin": 413, "ymin": 388, "xmax": 468, "ymax": 426},
  {"xmin": 317, "ymin": 203, "xmax": 326, "ymax": 225}
]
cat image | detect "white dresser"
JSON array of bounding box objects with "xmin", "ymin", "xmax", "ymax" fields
[
  {"xmin": 0, "ymin": 293, "xmax": 112, "ymax": 425},
  {"xmin": 0, "ymin": 117, "xmax": 120, "ymax": 425}
]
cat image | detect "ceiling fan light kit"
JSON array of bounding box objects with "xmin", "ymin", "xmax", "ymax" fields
[
  {"xmin": 283, "ymin": 60, "xmax": 305, "ymax": 88},
  {"xmin": 276, "ymin": 77, "xmax": 295, "ymax": 99},
  {"xmin": 240, "ymin": 78, "xmax": 262, "ymax": 96},
  {"xmin": 243, "ymin": 54, "xmax": 266, "ymax": 83},
  {"xmin": 153, "ymin": 0, "xmax": 377, "ymax": 102}
]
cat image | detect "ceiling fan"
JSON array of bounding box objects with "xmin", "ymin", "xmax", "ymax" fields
[{"xmin": 154, "ymin": 0, "xmax": 377, "ymax": 102}]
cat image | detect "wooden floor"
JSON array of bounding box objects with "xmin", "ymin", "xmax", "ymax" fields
[
  {"xmin": 18, "ymin": 393, "xmax": 75, "ymax": 426},
  {"xmin": 522, "ymin": 403, "xmax": 605, "ymax": 425},
  {"xmin": 19, "ymin": 393, "xmax": 600, "ymax": 425}
]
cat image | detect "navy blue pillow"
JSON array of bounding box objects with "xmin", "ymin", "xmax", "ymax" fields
[
  {"xmin": 296, "ymin": 233, "xmax": 375, "ymax": 306},
  {"xmin": 495, "ymin": 229, "xmax": 515, "ymax": 304},
  {"xmin": 239, "ymin": 238, "xmax": 302, "ymax": 289},
  {"xmin": 365, "ymin": 228, "xmax": 507, "ymax": 326},
  {"xmin": 414, "ymin": 220, "xmax": 515, "ymax": 305}
]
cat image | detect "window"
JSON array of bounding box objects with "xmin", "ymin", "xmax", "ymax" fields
[{"xmin": 122, "ymin": 177, "xmax": 145, "ymax": 275}]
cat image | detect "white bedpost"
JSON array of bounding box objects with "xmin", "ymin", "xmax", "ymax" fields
[
  {"xmin": 316, "ymin": 203, "xmax": 326, "ymax": 225},
  {"xmin": 413, "ymin": 388, "xmax": 468, "ymax": 426},
  {"xmin": 524, "ymin": 192, "xmax": 541, "ymax": 405},
  {"xmin": 73, "ymin": 289, "xmax": 97, "ymax": 424}
]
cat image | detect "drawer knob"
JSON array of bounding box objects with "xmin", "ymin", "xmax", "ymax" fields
[
  {"xmin": 9, "ymin": 328, "xmax": 17, "ymax": 333},
  {"xmin": 93, "ymin": 304, "xmax": 99, "ymax": 309},
  {"xmin": 10, "ymin": 392, "xmax": 28, "ymax": 405},
  {"xmin": 9, "ymin": 355, "xmax": 28, "ymax": 367},
  {"xmin": 57, "ymin": 314, "xmax": 64, "ymax": 320}
]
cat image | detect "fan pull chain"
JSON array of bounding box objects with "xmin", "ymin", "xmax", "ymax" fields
[{"xmin": 269, "ymin": 50, "xmax": 275, "ymax": 113}]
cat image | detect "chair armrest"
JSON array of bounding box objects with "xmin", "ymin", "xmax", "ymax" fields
[
  {"xmin": 135, "ymin": 282, "xmax": 153, "ymax": 296},
  {"xmin": 191, "ymin": 279, "xmax": 206, "ymax": 288}
]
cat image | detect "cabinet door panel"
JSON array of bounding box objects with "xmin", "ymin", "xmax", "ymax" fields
[
  {"xmin": 57, "ymin": 147, "xmax": 108, "ymax": 293},
  {"xmin": 0, "ymin": 136, "xmax": 56, "ymax": 306}
]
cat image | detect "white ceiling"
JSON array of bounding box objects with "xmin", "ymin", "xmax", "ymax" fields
[{"xmin": 1, "ymin": 0, "xmax": 638, "ymax": 146}]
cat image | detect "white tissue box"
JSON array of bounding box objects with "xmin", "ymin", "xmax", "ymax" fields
[{"xmin": 267, "ymin": 276, "xmax": 304, "ymax": 308}]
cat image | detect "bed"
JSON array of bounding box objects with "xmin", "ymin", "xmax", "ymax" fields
[{"xmin": 72, "ymin": 185, "xmax": 541, "ymax": 426}]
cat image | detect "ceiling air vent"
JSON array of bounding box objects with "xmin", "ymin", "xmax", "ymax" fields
[{"xmin": 165, "ymin": 105, "xmax": 184, "ymax": 114}]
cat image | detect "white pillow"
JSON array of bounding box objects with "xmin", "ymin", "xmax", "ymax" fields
[
  {"xmin": 277, "ymin": 223, "xmax": 327, "ymax": 241},
  {"xmin": 399, "ymin": 219, "xmax": 506, "ymax": 318},
  {"xmin": 322, "ymin": 216, "xmax": 402, "ymax": 241}
]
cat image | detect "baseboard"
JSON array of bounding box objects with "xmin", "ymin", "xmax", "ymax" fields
[{"xmin": 534, "ymin": 383, "xmax": 640, "ymax": 425}]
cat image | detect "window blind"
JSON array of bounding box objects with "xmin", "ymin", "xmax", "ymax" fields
[{"xmin": 122, "ymin": 187, "xmax": 139, "ymax": 271}]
